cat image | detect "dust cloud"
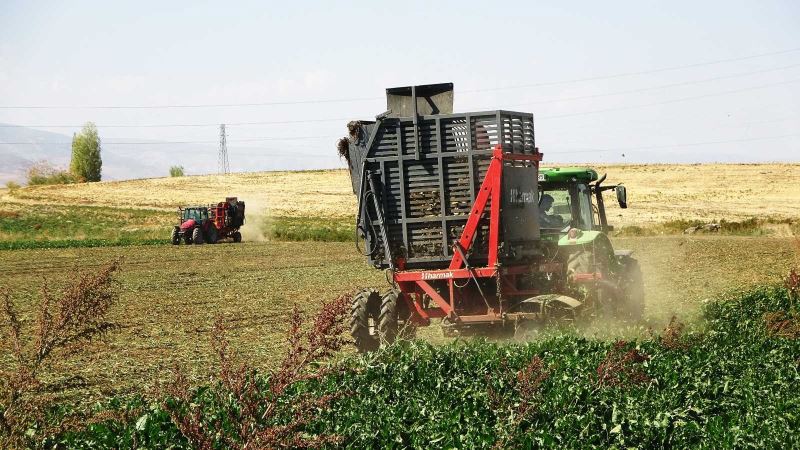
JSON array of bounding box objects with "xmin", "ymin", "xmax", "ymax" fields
[{"xmin": 239, "ymin": 200, "xmax": 271, "ymax": 242}]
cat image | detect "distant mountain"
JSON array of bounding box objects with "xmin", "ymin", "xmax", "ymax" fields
[
  {"xmin": 0, "ymin": 126, "xmax": 71, "ymax": 184},
  {"xmin": 0, "ymin": 125, "xmax": 344, "ymax": 185}
]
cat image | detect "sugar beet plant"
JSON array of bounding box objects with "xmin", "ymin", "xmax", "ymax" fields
[{"xmin": 52, "ymin": 271, "xmax": 800, "ymax": 448}]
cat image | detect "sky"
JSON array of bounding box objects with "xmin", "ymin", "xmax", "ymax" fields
[{"xmin": 0, "ymin": 0, "xmax": 798, "ymax": 171}]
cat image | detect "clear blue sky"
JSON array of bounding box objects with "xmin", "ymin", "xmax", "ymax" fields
[{"xmin": 1, "ymin": 0, "xmax": 798, "ymax": 168}]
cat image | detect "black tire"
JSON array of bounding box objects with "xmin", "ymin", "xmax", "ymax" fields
[
  {"xmin": 233, "ymin": 231, "xmax": 242, "ymax": 243},
  {"xmin": 381, "ymin": 289, "xmax": 416, "ymax": 342},
  {"xmin": 350, "ymin": 289, "xmax": 381, "ymax": 353},
  {"xmin": 567, "ymin": 249, "xmax": 615, "ymax": 318},
  {"xmin": 192, "ymin": 227, "xmax": 204, "ymax": 245},
  {"xmin": 621, "ymin": 258, "xmax": 645, "ymax": 321},
  {"xmin": 378, "ymin": 291, "xmax": 400, "ymax": 345},
  {"xmin": 207, "ymin": 226, "xmax": 218, "ymax": 244},
  {"xmin": 171, "ymin": 227, "xmax": 180, "ymax": 245},
  {"xmin": 184, "ymin": 231, "xmax": 192, "ymax": 245}
]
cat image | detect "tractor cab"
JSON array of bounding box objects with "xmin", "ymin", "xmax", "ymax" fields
[
  {"xmin": 181, "ymin": 207, "xmax": 209, "ymax": 224},
  {"xmin": 535, "ymin": 167, "xmax": 641, "ymax": 320},
  {"xmin": 538, "ymin": 167, "xmax": 627, "ymax": 235}
]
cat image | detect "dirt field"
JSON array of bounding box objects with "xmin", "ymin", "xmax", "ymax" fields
[
  {"xmin": 1, "ymin": 164, "xmax": 799, "ymax": 404},
  {"xmin": 3, "ymin": 163, "xmax": 799, "ymax": 227},
  {"xmin": 1, "ymin": 235, "xmax": 797, "ymax": 403}
]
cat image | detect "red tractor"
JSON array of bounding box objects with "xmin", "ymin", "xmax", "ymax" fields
[{"xmin": 171, "ymin": 197, "xmax": 245, "ymax": 245}]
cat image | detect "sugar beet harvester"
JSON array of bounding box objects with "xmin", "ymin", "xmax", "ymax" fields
[{"xmin": 342, "ymin": 83, "xmax": 642, "ymax": 352}]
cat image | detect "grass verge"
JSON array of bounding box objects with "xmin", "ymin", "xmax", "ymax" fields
[
  {"xmin": 0, "ymin": 203, "xmax": 172, "ymax": 245},
  {"xmin": 617, "ymin": 217, "xmax": 798, "ymax": 237},
  {"xmin": 0, "ymin": 203, "xmax": 354, "ymax": 249},
  {"xmin": 268, "ymin": 216, "xmax": 352, "ymax": 242},
  {"xmin": 0, "ymin": 237, "xmax": 166, "ymax": 250}
]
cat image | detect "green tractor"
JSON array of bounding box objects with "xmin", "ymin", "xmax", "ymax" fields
[{"xmin": 535, "ymin": 167, "xmax": 644, "ymax": 321}]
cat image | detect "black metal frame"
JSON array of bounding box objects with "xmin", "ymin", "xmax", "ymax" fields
[{"xmin": 349, "ymin": 108, "xmax": 538, "ymax": 269}]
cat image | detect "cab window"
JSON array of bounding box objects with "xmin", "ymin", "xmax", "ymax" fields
[
  {"xmin": 538, "ymin": 187, "xmax": 570, "ymax": 230},
  {"xmin": 576, "ymin": 183, "xmax": 594, "ymax": 230},
  {"xmin": 538, "ymin": 183, "xmax": 595, "ymax": 231}
]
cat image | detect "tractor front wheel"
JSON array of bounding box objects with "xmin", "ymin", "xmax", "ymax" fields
[
  {"xmin": 192, "ymin": 228, "xmax": 204, "ymax": 245},
  {"xmin": 350, "ymin": 289, "xmax": 381, "ymax": 353},
  {"xmin": 171, "ymin": 227, "xmax": 180, "ymax": 245},
  {"xmin": 233, "ymin": 231, "xmax": 242, "ymax": 243}
]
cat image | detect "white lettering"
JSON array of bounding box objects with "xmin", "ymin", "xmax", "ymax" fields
[{"xmin": 421, "ymin": 271, "xmax": 454, "ymax": 280}]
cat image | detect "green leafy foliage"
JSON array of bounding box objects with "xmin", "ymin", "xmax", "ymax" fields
[
  {"xmin": 0, "ymin": 205, "xmax": 352, "ymax": 249},
  {"xmin": 26, "ymin": 161, "xmax": 77, "ymax": 186},
  {"xmin": 617, "ymin": 217, "xmax": 798, "ymax": 237},
  {"xmin": 0, "ymin": 204, "xmax": 171, "ymax": 249},
  {"xmin": 70, "ymin": 122, "xmax": 102, "ymax": 182},
  {"xmin": 269, "ymin": 216, "xmax": 352, "ymax": 242},
  {"xmin": 169, "ymin": 166, "xmax": 185, "ymax": 177},
  {"xmin": 51, "ymin": 284, "xmax": 800, "ymax": 448}
]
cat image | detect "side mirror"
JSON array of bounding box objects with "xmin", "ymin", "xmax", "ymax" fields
[{"xmin": 616, "ymin": 185, "xmax": 628, "ymax": 209}]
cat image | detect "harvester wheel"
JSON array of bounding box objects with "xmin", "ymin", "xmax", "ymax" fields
[
  {"xmin": 233, "ymin": 231, "xmax": 242, "ymax": 243},
  {"xmin": 378, "ymin": 289, "xmax": 416, "ymax": 344},
  {"xmin": 192, "ymin": 228, "xmax": 204, "ymax": 245},
  {"xmin": 171, "ymin": 227, "xmax": 180, "ymax": 245},
  {"xmin": 621, "ymin": 258, "xmax": 645, "ymax": 321},
  {"xmin": 350, "ymin": 289, "xmax": 381, "ymax": 353}
]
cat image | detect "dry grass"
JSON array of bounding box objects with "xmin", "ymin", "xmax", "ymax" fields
[
  {"xmin": 1, "ymin": 169, "xmax": 355, "ymax": 219},
  {"xmin": 2, "ymin": 164, "xmax": 798, "ymax": 227},
  {"xmin": 593, "ymin": 163, "xmax": 800, "ymax": 227}
]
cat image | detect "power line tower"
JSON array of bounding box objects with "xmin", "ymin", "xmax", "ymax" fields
[{"xmin": 218, "ymin": 124, "xmax": 230, "ymax": 174}]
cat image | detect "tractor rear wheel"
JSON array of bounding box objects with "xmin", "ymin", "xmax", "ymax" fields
[
  {"xmin": 350, "ymin": 289, "xmax": 381, "ymax": 353},
  {"xmin": 567, "ymin": 249, "xmax": 616, "ymax": 318},
  {"xmin": 171, "ymin": 227, "xmax": 180, "ymax": 245},
  {"xmin": 233, "ymin": 231, "xmax": 242, "ymax": 243},
  {"xmin": 207, "ymin": 227, "xmax": 218, "ymax": 244},
  {"xmin": 192, "ymin": 228, "xmax": 204, "ymax": 245},
  {"xmin": 621, "ymin": 258, "xmax": 645, "ymax": 321}
]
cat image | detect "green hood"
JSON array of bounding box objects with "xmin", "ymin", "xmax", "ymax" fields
[{"xmin": 557, "ymin": 230, "xmax": 602, "ymax": 246}]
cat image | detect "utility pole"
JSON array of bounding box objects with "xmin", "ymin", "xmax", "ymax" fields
[{"xmin": 218, "ymin": 124, "xmax": 230, "ymax": 174}]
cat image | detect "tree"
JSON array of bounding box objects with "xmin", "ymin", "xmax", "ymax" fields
[
  {"xmin": 169, "ymin": 165, "xmax": 185, "ymax": 177},
  {"xmin": 26, "ymin": 161, "xmax": 75, "ymax": 185},
  {"xmin": 70, "ymin": 122, "xmax": 102, "ymax": 182}
]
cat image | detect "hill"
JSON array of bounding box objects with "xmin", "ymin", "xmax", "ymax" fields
[
  {"xmin": 0, "ymin": 124, "xmax": 223, "ymax": 183},
  {"xmin": 3, "ymin": 163, "xmax": 799, "ymax": 227},
  {"xmin": 0, "ymin": 125, "xmax": 346, "ymax": 185}
]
